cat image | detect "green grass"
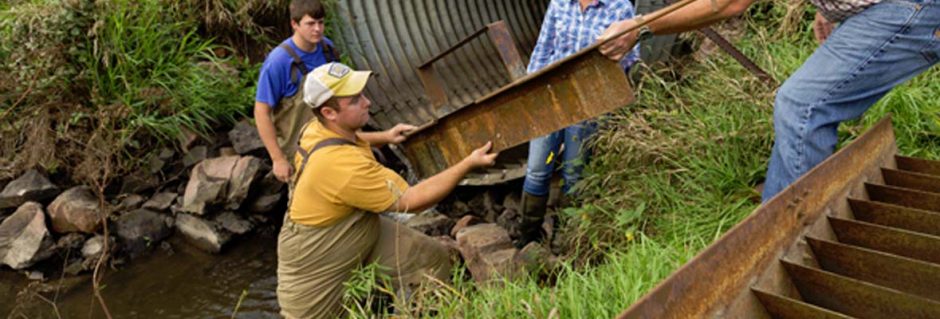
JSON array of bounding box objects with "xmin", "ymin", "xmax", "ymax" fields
[{"xmin": 343, "ymin": 3, "xmax": 940, "ymax": 317}]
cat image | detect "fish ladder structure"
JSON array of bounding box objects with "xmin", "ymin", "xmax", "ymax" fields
[{"xmin": 620, "ymin": 116, "xmax": 940, "ymax": 318}]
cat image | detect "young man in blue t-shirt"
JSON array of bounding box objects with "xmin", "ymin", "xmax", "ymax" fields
[{"xmin": 254, "ymin": 0, "xmax": 340, "ymax": 183}]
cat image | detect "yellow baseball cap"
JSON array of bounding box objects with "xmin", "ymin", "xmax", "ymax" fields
[{"xmin": 303, "ymin": 62, "xmax": 372, "ymax": 108}]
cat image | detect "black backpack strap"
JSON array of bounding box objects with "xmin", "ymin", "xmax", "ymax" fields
[
  {"xmin": 321, "ymin": 42, "xmax": 340, "ymax": 63},
  {"xmin": 279, "ymin": 43, "xmax": 308, "ymax": 86}
]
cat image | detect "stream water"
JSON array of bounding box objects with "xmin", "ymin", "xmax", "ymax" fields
[{"xmin": 1, "ymin": 225, "xmax": 282, "ymax": 318}]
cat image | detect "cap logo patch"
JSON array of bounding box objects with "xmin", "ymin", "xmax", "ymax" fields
[{"xmin": 328, "ymin": 63, "xmax": 351, "ymax": 79}]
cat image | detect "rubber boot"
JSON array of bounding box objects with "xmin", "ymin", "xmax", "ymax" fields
[{"xmin": 518, "ymin": 191, "xmax": 548, "ymax": 244}]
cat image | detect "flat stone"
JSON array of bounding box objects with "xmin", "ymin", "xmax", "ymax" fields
[
  {"xmin": 114, "ymin": 209, "xmax": 173, "ymax": 258},
  {"xmin": 228, "ymin": 120, "xmax": 265, "ymax": 155},
  {"xmin": 433, "ymin": 236, "xmax": 461, "ymax": 262},
  {"xmin": 115, "ymin": 194, "xmax": 146, "ymax": 211},
  {"xmin": 183, "ymin": 145, "xmax": 208, "ymax": 168},
  {"xmin": 180, "ymin": 156, "xmax": 239, "ymax": 215},
  {"xmin": 175, "ymin": 214, "xmax": 231, "ymax": 253},
  {"xmin": 225, "ymin": 156, "xmax": 262, "ymax": 210},
  {"xmin": 148, "ymin": 148, "xmax": 175, "ymax": 174},
  {"xmin": 450, "ymin": 215, "xmax": 483, "ymax": 238},
  {"xmin": 455, "ymin": 223, "xmax": 519, "ymax": 283},
  {"xmin": 47, "ymin": 186, "xmax": 104, "ymax": 234},
  {"xmin": 215, "ymin": 212, "xmax": 253, "ymax": 235},
  {"xmin": 514, "ymin": 241, "xmax": 558, "ymax": 274},
  {"xmin": 27, "ymin": 270, "xmax": 44, "ymax": 281},
  {"xmin": 82, "ymin": 235, "xmax": 114, "ymax": 259},
  {"xmin": 142, "ymin": 192, "xmax": 177, "ymax": 212},
  {"xmin": 119, "ymin": 174, "xmax": 160, "ymax": 194},
  {"xmin": 0, "ymin": 170, "xmax": 60, "ymax": 209},
  {"xmin": 405, "ymin": 211, "xmax": 454, "ymax": 237},
  {"xmin": 0, "ymin": 202, "xmax": 55, "ymax": 269}
]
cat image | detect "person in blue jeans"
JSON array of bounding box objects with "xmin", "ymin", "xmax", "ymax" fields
[
  {"xmin": 598, "ymin": 0, "xmax": 939, "ymax": 202},
  {"xmin": 520, "ymin": 0, "xmax": 640, "ymax": 244}
]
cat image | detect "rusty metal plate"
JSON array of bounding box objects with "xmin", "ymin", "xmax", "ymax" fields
[
  {"xmin": 807, "ymin": 236, "xmax": 940, "ymax": 301},
  {"xmin": 782, "ymin": 260, "xmax": 940, "ymax": 319},
  {"xmin": 751, "ymin": 289, "xmax": 852, "ymax": 319},
  {"xmin": 402, "ymin": 50, "xmax": 634, "ymax": 178},
  {"xmin": 867, "ymin": 183, "xmax": 940, "ymax": 213},
  {"xmin": 617, "ymin": 117, "xmax": 898, "ymax": 318},
  {"xmin": 829, "ymin": 216, "xmax": 940, "ymax": 264},
  {"xmin": 848, "ymin": 198, "xmax": 940, "ymax": 237},
  {"xmin": 882, "ymin": 168, "xmax": 940, "ymax": 194},
  {"xmin": 896, "ymin": 155, "xmax": 940, "ymax": 176}
]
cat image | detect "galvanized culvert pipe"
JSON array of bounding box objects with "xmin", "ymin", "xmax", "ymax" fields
[
  {"xmin": 332, "ymin": 0, "xmax": 678, "ymax": 130},
  {"xmin": 332, "ymin": 0, "xmax": 679, "ymax": 184}
]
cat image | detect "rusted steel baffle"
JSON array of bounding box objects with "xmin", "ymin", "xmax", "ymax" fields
[
  {"xmin": 415, "ymin": 20, "xmax": 526, "ymax": 115},
  {"xmin": 404, "ymin": 50, "xmax": 634, "ymax": 178}
]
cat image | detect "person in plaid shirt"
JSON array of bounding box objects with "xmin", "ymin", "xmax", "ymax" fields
[
  {"xmin": 598, "ymin": 0, "xmax": 938, "ymax": 202},
  {"xmin": 519, "ymin": 0, "xmax": 641, "ymax": 245}
]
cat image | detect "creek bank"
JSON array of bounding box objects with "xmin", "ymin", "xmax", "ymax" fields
[{"xmin": 0, "ymin": 121, "xmax": 565, "ymax": 290}]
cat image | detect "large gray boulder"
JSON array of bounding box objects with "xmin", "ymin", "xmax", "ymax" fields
[
  {"xmin": 114, "ymin": 209, "xmax": 173, "ymax": 258},
  {"xmin": 180, "ymin": 156, "xmax": 262, "ymax": 215},
  {"xmin": 225, "ymin": 156, "xmax": 263, "ymax": 210},
  {"xmin": 47, "ymin": 186, "xmax": 104, "ymax": 234},
  {"xmin": 228, "ymin": 120, "xmax": 265, "ymax": 155},
  {"xmin": 175, "ymin": 214, "xmax": 231, "ymax": 253},
  {"xmin": 0, "ymin": 170, "xmax": 60, "ymax": 209},
  {"xmin": 0, "ymin": 202, "xmax": 54, "ymax": 269},
  {"xmin": 455, "ymin": 223, "xmax": 520, "ymax": 283},
  {"xmin": 180, "ymin": 156, "xmax": 239, "ymax": 215}
]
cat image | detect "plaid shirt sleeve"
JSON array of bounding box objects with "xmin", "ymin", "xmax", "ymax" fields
[{"xmin": 526, "ymin": 2, "xmax": 558, "ymax": 74}]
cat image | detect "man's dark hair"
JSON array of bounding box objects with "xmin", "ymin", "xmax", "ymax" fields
[{"xmin": 290, "ymin": 0, "xmax": 325, "ymax": 23}]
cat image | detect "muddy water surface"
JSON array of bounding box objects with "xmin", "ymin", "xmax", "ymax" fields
[{"xmin": 1, "ymin": 227, "xmax": 281, "ymax": 318}]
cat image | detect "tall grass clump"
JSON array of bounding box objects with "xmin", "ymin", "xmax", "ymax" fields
[
  {"xmin": 347, "ymin": 1, "xmax": 939, "ymax": 317},
  {"xmin": 0, "ymin": 0, "xmax": 254, "ymax": 183}
]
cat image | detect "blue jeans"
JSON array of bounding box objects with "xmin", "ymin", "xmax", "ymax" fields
[
  {"xmin": 524, "ymin": 122, "xmax": 598, "ymax": 196},
  {"xmin": 762, "ymin": 0, "xmax": 940, "ymax": 201}
]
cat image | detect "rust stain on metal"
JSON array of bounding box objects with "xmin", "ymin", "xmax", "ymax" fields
[
  {"xmin": 751, "ymin": 289, "xmax": 852, "ymax": 319},
  {"xmin": 782, "ymin": 260, "xmax": 940, "ymax": 318},
  {"xmin": 618, "ymin": 117, "xmax": 940, "ymax": 318},
  {"xmin": 829, "ymin": 216, "xmax": 940, "ymax": 264},
  {"xmin": 404, "ymin": 50, "xmax": 634, "ymax": 178},
  {"xmin": 866, "ymin": 183, "xmax": 940, "ymax": 213},
  {"xmin": 849, "ymin": 199, "xmax": 940, "ymax": 237},
  {"xmin": 416, "ymin": 20, "xmax": 528, "ymax": 115},
  {"xmin": 806, "ymin": 236, "xmax": 940, "ymax": 301},
  {"xmin": 485, "ymin": 21, "xmax": 527, "ymax": 80},
  {"xmin": 882, "ymin": 167, "xmax": 940, "ymax": 193},
  {"xmin": 897, "ymin": 155, "xmax": 940, "ymax": 176}
]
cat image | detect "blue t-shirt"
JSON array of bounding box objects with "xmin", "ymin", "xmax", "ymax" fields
[{"xmin": 255, "ymin": 37, "xmax": 335, "ymax": 107}]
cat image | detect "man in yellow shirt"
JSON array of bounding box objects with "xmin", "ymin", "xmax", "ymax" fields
[{"xmin": 277, "ymin": 62, "xmax": 498, "ymax": 318}]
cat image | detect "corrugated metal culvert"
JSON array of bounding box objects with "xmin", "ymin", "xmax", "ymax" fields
[
  {"xmin": 331, "ymin": 0, "xmax": 678, "ymax": 130},
  {"xmin": 331, "ymin": 0, "xmax": 678, "ymax": 183}
]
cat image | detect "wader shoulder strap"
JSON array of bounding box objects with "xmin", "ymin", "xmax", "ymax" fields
[
  {"xmin": 288, "ymin": 122, "xmax": 356, "ymax": 208},
  {"xmin": 279, "ymin": 43, "xmax": 308, "ymax": 86},
  {"xmin": 321, "ymin": 42, "xmax": 340, "ymax": 63}
]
